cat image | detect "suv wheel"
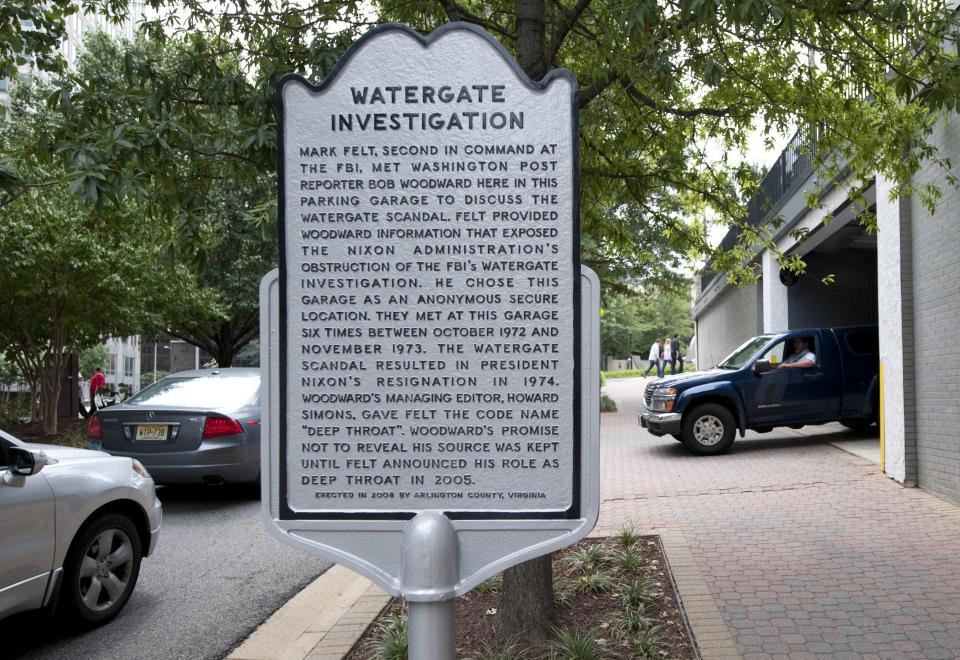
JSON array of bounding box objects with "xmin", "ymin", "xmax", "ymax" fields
[
  {"xmin": 681, "ymin": 403, "xmax": 736, "ymax": 455},
  {"xmin": 61, "ymin": 512, "xmax": 143, "ymax": 627}
]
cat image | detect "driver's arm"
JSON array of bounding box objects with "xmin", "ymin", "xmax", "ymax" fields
[{"xmin": 779, "ymin": 357, "xmax": 815, "ymax": 369}]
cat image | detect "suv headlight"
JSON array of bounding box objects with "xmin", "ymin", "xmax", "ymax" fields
[{"xmin": 650, "ymin": 387, "xmax": 678, "ymax": 412}]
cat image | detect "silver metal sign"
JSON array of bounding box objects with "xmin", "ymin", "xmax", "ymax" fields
[
  {"xmin": 261, "ymin": 264, "xmax": 599, "ymax": 595},
  {"xmin": 261, "ymin": 23, "xmax": 599, "ymax": 658}
]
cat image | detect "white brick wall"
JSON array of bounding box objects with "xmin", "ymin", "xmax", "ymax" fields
[
  {"xmin": 909, "ymin": 110, "xmax": 960, "ymax": 501},
  {"xmin": 694, "ymin": 280, "xmax": 763, "ymax": 369}
]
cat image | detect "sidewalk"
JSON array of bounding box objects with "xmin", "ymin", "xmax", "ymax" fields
[{"xmin": 232, "ymin": 376, "xmax": 960, "ymax": 659}]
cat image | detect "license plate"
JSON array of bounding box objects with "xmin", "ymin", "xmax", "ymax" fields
[{"xmin": 136, "ymin": 424, "xmax": 167, "ymax": 441}]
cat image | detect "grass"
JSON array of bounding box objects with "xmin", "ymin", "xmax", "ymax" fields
[
  {"xmin": 613, "ymin": 547, "xmax": 647, "ymax": 573},
  {"xmin": 599, "ymin": 395, "xmax": 617, "ymax": 413},
  {"xmin": 475, "ymin": 576, "xmax": 503, "ymax": 594},
  {"xmin": 466, "ymin": 641, "xmax": 528, "ymax": 660},
  {"xmin": 615, "ymin": 611, "xmax": 658, "ymax": 637},
  {"xmin": 600, "ymin": 369, "xmax": 648, "ymax": 379},
  {"xmin": 630, "ymin": 622, "xmax": 666, "ymax": 659},
  {"xmin": 620, "ymin": 577, "xmax": 658, "ymax": 610},
  {"xmin": 616, "ymin": 527, "xmax": 641, "ymax": 548},
  {"xmin": 547, "ymin": 627, "xmax": 608, "ymax": 660},
  {"xmin": 366, "ymin": 614, "xmax": 408, "ymax": 660},
  {"xmin": 564, "ymin": 544, "xmax": 605, "ymax": 573},
  {"xmin": 602, "ymin": 366, "xmax": 690, "ymax": 380},
  {"xmin": 574, "ymin": 571, "xmax": 615, "ymax": 594}
]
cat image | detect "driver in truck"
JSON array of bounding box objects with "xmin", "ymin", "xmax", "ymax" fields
[{"xmin": 779, "ymin": 337, "xmax": 816, "ymax": 369}]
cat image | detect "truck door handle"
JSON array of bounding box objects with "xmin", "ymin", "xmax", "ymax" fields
[{"xmin": 803, "ymin": 372, "xmax": 823, "ymax": 380}]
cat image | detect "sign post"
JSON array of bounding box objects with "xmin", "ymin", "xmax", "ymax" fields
[{"xmin": 262, "ymin": 23, "xmax": 600, "ymax": 657}]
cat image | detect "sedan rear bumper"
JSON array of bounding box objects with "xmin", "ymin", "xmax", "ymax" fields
[
  {"xmin": 89, "ymin": 439, "xmax": 260, "ymax": 485},
  {"xmin": 639, "ymin": 410, "xmax": 682, "ymax": 436}
]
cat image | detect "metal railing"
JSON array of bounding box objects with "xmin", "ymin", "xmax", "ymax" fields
[{"xmin": 699, "ymin": 123, "xmax": 821, "ymax": 292}]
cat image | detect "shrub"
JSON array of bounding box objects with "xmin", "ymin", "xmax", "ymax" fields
[
  {"xmin": 600, "ymin": 395, "xmax": 617, "ymax": 413},
  {"xmin": 367, "ymin": 613, "xmax": 408, "ymax": 660},
  {"xmin": 564, "ymin": 544, "xmax": 605, "ymax": 573},
  {"xmin": 466, "ymin": 641, "xmax": 528, "ymax": 660},
  {"xmin": 548, "ymin": 627, "xmax": 609, "ymax": 660},
  {"xmin": 617, "ymin": 526, "xmax": 640, "ymax": 548},
  {"xmin": 574, "ymin": 571, "xmax": 615, "ymax": 594},
  {"xmin": 621, "ymin": 577, "xmax": 658, "ymax": 610},
  {"xmin": 614, "ymin": 547, "xmax": 647, "ymax": 572},
  {"xmin": 474, "ymin": 576, "xmax": 502, "ymax": 594}
]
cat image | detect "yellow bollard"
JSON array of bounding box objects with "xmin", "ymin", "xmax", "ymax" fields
[{"xmin": 879, "ymin": 361, "xmax": 885, "ymax": 473}]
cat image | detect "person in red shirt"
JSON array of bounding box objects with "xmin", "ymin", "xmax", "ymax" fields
[{"xmin": 89, "ymin": 367, "xmax": 106, "ymax": 412}]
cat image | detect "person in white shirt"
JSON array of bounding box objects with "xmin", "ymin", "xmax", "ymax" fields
[
  {"xmin": 662, "ymin": 338, "xmax": 673, "ymax": 376},
  {"xmin": 779, "ymin": 337, "xmax": 816, "ymax": 368},
  {"xmin": 643, "ymin": 339, "xmax": 661, "ymax": 376}
]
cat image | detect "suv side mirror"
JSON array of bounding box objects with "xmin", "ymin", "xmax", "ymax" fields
[
  {"xmin": 753, "ymin": 360, "xmax": 774, "ymax": 375},
  {"xmin": 7, "ymin": 447, "xmax": 47, "ymax": 476}
]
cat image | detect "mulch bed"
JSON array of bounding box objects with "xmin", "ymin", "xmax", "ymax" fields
[
  {"xmin": 4, "ymin": 418, "xmax": 89, "ymax": 447},
  {"xmin": 348, "ymin": 535, "xmax": 696, "ymax": 659}
]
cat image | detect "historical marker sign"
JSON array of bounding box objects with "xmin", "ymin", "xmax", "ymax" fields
[
  {"xmin": 277, "ymin": 23, "xmax": 580, "ymax": 520},
  {"xmin": 263, "ymin": 27, "xmax": 599, "ymax": 622}
]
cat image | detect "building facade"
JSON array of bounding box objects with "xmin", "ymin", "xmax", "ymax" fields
[
  {"xmin": 1, "ymin": 3, "xmax": 145, "ymax": 105},
  {"xmin": 693, "ymin": 111, "xmax": 960, "ymax": 503}
]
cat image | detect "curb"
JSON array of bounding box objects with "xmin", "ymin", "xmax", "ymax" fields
[{"xmin": 227, "ymin": 565, "xmax": 389, "ymax": 660}]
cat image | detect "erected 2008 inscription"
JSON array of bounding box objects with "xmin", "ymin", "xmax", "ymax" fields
[{"xmin": 279, "ymin": 27, "xmax": 578, "ymax": 517}]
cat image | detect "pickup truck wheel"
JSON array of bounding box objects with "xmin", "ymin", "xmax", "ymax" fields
[{"xmin": 681, "ymin": 404, "xmax": 736, "ymax": 455}]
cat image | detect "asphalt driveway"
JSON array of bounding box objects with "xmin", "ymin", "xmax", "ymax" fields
[{"xmin": 598, "ymin": 376, "xmax": 960, "ymax": 659}]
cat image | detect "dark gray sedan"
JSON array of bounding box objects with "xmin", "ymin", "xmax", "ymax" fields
[{"xmin": 87, "ymin": 368, "xmax": 261, "ymax": 486}]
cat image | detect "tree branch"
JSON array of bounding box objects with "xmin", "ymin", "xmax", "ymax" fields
[
  {"xmin": 546, "ymin": 0, "xmax": 591, "ymax": 66},
  {"xmin": 437, "ymin": 0, "xmax": 516, "ymax": 40},
  {"xmin": 577, "ymin": 68, "xmax": 622, "ymax": 108},
  {"xmin": 621, "ymin": 79, "xmax": 737, "ymax": 118}
]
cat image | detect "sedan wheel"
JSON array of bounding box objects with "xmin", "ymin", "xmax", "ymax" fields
[{"xmin": 62, "ymin": 513, "xmax": 143, "ymax": 627}]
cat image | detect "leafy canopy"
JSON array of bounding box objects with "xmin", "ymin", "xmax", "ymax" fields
[{"xmin": 3, "ymin": 0, "xmax": 959, "ymax": 293}]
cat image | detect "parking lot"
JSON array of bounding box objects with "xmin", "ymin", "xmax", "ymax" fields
[{"xmin": 598, "ymin": 377, "xmax": 960, "ymax": 659}]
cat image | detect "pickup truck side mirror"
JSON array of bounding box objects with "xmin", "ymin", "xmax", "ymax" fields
[
  {"xmin": 7, "ymin": 447, "xmax": 47, "ymax": 476},
  {"xmin": 753, "ymin": 360, "xmax": 775, "ymax": 375}
]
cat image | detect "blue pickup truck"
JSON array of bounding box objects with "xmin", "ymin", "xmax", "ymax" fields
[{"xmin": 640, "ymin": 326, "xmax": 879, "ymax": 455}]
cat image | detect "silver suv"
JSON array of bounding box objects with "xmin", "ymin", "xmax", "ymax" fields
[{"xmin": 0, "ymin": 430, "xmax": 162, "ymax": 626}]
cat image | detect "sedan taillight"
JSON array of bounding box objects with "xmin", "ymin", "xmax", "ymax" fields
[
  {"xmin": 88, "ymin": 414, "xmax": 102, "ymax": 439},
  {"xmin": 202, "ymin": 416, "xmax": 244, "ymax": 439}
]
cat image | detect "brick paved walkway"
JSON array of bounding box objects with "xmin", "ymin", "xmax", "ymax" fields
[{"xmin": 598, "ymin": 377, "xmax": 960, "ymax": 660}]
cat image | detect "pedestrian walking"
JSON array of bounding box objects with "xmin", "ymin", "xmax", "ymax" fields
[
  {"xmin": 643, "ymin": 339, "xmax": 661, "ymax": 377},
  {"xmin": 661, "ymin": 338, "xmax": 672, "ymax": 377},
  {"xmin": 673, "ymin": 334, "xmax": 684, "ymax": 373},
  {"xmin": 89, "ymin": 367, "xmax": 106, "ymax": 413}
]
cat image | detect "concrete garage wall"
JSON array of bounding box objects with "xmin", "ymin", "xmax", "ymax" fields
[
  {"xmin": 695, "ymin": 279, "xmax": 763, "ymax": 369},
  {"xmin": 877, "ymin": 176, "xmax": 917, "ymax": 484},
  {"xmin": 787, "ymin": 249, "xmax": 878, "ymax": 328},
  {"xmin": 909, "ymin": 111, "xmax": 960, "ymax": 502}
]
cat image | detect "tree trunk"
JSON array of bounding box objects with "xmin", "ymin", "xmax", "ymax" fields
[
  {"xmin": 215, "ymin": 345, "xmax": 236, "ymax": 368},
  {"xmin": 29, "ymin": 379, "xmax": 39, "ymax": 421},
  {"xmin": 38, "ymin": 366, "xmax": 61, "ymax": 435},
  {"xmin": 496, "ymin": 554, "xmax": 554, "ymax": 642},
  {"xmin": 515, "ymin": 0, "xmax": 548, "ymax": 80},
  {"xmin": 492, "ymin": 1, "xmax": 557, "ymax": 645}
]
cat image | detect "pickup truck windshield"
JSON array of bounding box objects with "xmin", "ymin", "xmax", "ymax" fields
[{"xmin": 717, "ymin": 336, "xmax": 773, "ymax": 369}]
